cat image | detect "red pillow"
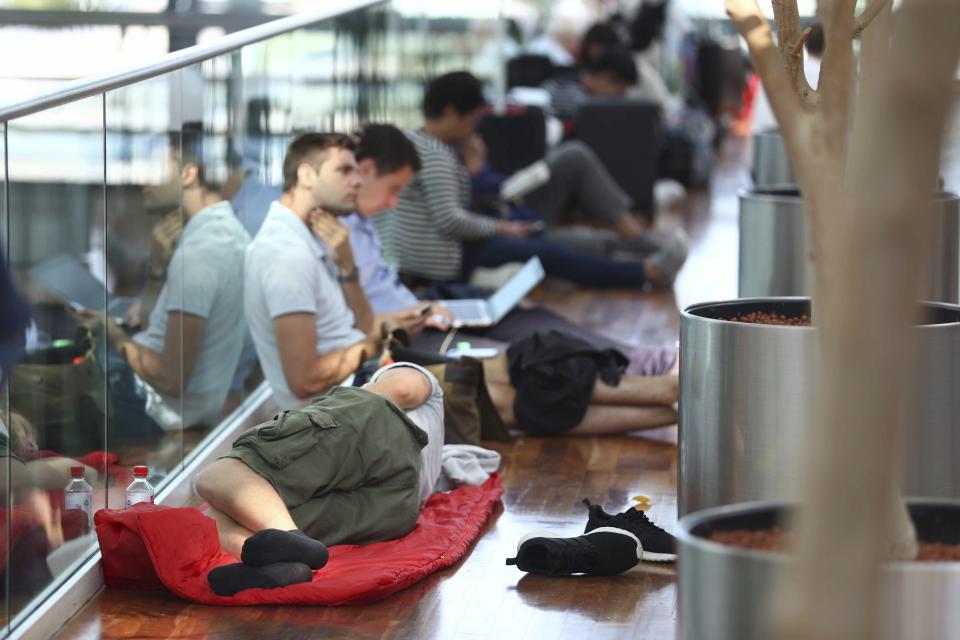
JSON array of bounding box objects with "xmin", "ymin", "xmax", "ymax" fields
[{"xmin": 94, "ymin": 502, "xmax": 169, "ymax": 590}]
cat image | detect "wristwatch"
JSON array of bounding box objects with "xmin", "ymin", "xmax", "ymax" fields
[{"xmin": 337, "ymin": 266, "xmax": 359, "ymax": 284}]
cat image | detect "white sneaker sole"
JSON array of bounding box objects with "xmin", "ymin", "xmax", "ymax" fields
[
  {"xmin": 639, "ymin": 550, "xmax": 677, "ymax": 563},
  {"xmin": 515, "ymin": 527, "xmax": 644, "ymax": 563}
]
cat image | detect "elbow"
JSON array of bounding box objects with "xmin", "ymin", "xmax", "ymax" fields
[
  {"xmin": 288, "ymin": 380, "xmax": 315, "ymax": 400},
  {"xmin": 287, "ymin": 371, "xmax": 334, "ymax": 400},
  {"xmin": 155, "ymin": 378, "xmax": 183, "ymax": 398},
  {"xmin": 154, "ymin": 363, "xmax": 187, "ymax": 398}
]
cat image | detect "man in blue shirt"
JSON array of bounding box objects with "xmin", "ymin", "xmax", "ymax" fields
[{"xmin": 344, "ymin": 124, "xmax": 452, "ymax": 329}]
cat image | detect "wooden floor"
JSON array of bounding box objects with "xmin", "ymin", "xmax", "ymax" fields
[{"xmin": 54, "ymin": 140, "xmax": 748, "ymax": 640}]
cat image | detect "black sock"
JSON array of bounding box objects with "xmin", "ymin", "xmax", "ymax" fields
[
  {"xmin": 241, "ymin": 529, "xmax": 329, "ymax": 569},
  {"xmin": 208, "ymin": 561, "xmax": 312, "ymax": 597}
]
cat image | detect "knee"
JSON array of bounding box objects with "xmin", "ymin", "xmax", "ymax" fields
[
  {"xmin": 195, "ymin": 466, "xmax": 217, "ymax": 501},
  {"xmin": 195, "ymin": 459, "xmax": 235, "ymax": 501},
  {"xmin": 555, "ymin": 140, "xmax": 595, "ymax": 164}
]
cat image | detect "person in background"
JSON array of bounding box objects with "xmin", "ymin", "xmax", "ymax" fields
[
  {"xmin": 803, "ymin": 22, "xmax": 823, "ymax": 89},
  {"xmin": 391, "ymin": 71, "xmax": 687, "ymax": 289},
  {"xmin": 540, "ymin": 23, "xmax": 627, "ymax": 119},
  {"xmin": 544, "ymin": 46, "xmax": 640, "ymax": 119},
  {"xmin": 345, "ymin": 124, "xmax": 680, "ymax": 435}
]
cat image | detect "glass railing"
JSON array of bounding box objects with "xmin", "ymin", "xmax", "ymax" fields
[{"xmin": 0, "ymin": 1, "xmax": 503, "ymax": 635}]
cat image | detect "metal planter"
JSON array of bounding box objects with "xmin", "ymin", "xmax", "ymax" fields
[
  {"xmin": 738, "ymin": 189, "xmax": 960, "ymax": 303},
  {"xmin": 752, "ymin": 128, "xmax": 795, "ymax": 187},
  {"xmin": 677, "ymin": 500, "xmax": 960, "ymax": 640},
  {"xmin": 678, "ymin": 297, "xmax": 960, "ymax": 516}
]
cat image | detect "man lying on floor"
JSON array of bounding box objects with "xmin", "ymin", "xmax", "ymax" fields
[{"xmin": 195, "ymin": 362, "xmax": 443, "ymax": 596}]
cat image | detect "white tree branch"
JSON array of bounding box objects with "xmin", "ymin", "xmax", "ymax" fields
[
  {"xmin": 725, "ymin": 0, "xmax": 810, "ymax": 163},
  {"xmin": 855, "ymin": 0, "xmax": 893, "ymax": 37},
  {"xmin": 816, "ymin": 0, "xmax": 857, "ymax": 157}
]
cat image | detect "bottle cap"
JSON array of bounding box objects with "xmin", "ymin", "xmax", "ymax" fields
[
  {"xmin": 133, "ymin": 465, "xmax": 149, "ymax": 478},
  {"xmin": 70, "ymin": 466, "xmax": 84, "ymax": 478}
]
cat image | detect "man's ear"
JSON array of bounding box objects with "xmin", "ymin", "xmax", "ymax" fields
[
  {"xmin": 181, "ymin": 162, "xmax": 200, "ymax": 188},
  {"xmin": 296, "ymin": 162, "xmax": 316, "ymax": 188}
]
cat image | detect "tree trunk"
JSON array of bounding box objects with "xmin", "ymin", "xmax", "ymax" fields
[{"xmin": 725, "ymin": 1, "xmax": 960, "ymax": 638}]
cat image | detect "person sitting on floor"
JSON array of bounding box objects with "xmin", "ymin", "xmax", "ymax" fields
[
  {"xmin": 196, "ymin": 362, "xmax": 444, "ymax": 595},
  {"xmin": 389, "ymin": 71, "xmax": 687, "ymax": 289},
  {"xmin": 244, "ymin": 132, "xmax": 397, "ymax": 409},
  {"xmin": 343, "ymin": 124, "xmax": 679, "ymax": 435},
  {"xmin": 541, "ymin": 26, "xmax": 638, "ymax": 120}
]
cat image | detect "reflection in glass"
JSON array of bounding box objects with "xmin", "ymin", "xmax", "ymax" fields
[
  {"xmin": 177, "ymin": 59, "xmax": 252, "ymax": 459},
  {"xmin": 5, "ymin": 96, "xmax": 106, "ymax": 624},
  {"xmin": 231, "ymin": 35, "xmax": 292, "ymax": 239},
  {"xmin": 104, "ymin": 72, "xmax": 183, "ymax": 501}
]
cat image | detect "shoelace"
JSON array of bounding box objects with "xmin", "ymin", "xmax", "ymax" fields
[
  {"xmin": 620, "ymin": 508, "xmax": 666, "ymax": 533},
  {"xmin": 583, "ymin": 498, "xmax": 666, "ymax": 535}
]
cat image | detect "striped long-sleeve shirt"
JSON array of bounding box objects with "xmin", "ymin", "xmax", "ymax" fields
[{"xmin": 391, "ymin": 128, "xmax": 498, "ymax": 280}]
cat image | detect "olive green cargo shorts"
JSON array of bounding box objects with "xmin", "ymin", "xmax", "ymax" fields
[{"xmin": 223, "ymin": 386, "xmax": 428, "ymax": 546}]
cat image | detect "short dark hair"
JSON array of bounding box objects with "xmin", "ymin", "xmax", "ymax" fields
[
  {"xmin": 583, "ymin": 47, "xmax": 639, "ymax": 86},
  {"xmin": 282, "ymin": 132, "xmax": 356, "ymax": 192},
  {"xmin": 579, "ymin": 22, "xmax": 621, "ymax": 65},
  {"xmin": 355, "ymin": 124, "xmax": 421, "ymax": 175},
  {"xmin": 805, "ymin": 22, "xmax": 824, "ymax": 57},
  {"xmin": 422, "ymin": 71, "xmax": 486, "ymax": 120},
  {"xmin": 179, "ymin": 122, "xmax": 212, "ymax": 189}
]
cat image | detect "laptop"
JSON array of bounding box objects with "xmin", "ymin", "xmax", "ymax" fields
[
  {"xmin": 440, "ymin": 256, "xmax": 545, "ymax": 328},
  {"xmin": 29, "ymin": 253, "xmax": 137, "ymax": 318}
]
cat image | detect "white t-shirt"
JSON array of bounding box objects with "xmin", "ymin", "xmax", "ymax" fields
[
  {"xmin": 134, "ymin": 201, "xmax": 250, "ymax": 428},
  {"xmin": 368, "ymin": 362, "xmax": 445, "ymax": 505},
  {"xmin": 244, "ymin": 201, "xmax": 365, "ymax": 410}
]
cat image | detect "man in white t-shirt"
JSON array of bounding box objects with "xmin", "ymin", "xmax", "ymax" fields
[
  {"xmin": 96, "ymin": 134, "xmax": 250, "ymax": 433},
  {"xmin": 243, "ymin": 133, "xmax": 385, "ymax": 410}
]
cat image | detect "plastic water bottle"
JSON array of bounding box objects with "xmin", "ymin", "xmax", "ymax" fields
[
  {"xmin": 125, "ymin": 465, "xmax": 155, "ymax": 508},
  {"xmin": 64, "ymin": 466, "xmax": 93, "ymax": 534}
]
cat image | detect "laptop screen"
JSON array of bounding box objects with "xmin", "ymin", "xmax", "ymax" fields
[
  {"xmin": 29, "ymin": 254, "xmax": 107, "ymax": 311},
  {"xmin": 486, "ymin": 256, "xmax": 545, "ymax": 322}
]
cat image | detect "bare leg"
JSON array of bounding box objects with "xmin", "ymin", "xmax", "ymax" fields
[
  {"xmin": 484, "ymin": 355, "xmax": 678, "ymax": 406},
  {"xmin": 205, "ymin": 506, "xmax": 255, "ymax": 558},
  {"xmin": 591, "ymin": 375, "xmax": 678, "ymax": 407},
  {"xmin": 567, "ymin": 405, "xmax": 677, "ymax": 435},
  {"xmin": 196, "ymin": 458, "xmax": 297, "ymax": 554},
  {"xmin": 486, "ymin": 381, "xmax": 678, "ymax": 435},
  {"xmin": 482, "ymin": 355, "xmax": 511, "ymax": 385},
  {"xmin": 486, "ymin": 380, "xmax": 517, "ymax": 428}
]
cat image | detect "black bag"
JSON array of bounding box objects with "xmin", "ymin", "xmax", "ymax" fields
[{"xmin": 507, "ymin": 331, "xmax": 628, "ymax": 436}]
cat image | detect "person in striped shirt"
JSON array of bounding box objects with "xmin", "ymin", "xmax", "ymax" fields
[{"xmin": 390, "ymin": 71, "xmax": 686, "ymax": 289}]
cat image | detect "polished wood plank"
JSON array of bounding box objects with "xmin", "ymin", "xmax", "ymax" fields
[{"xmin": 54, "ymin": 137, "xmax": 748, "ymax": 640}]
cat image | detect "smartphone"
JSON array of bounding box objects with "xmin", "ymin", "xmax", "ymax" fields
[{"xmin": 419, "ymin": 304, "xmax": 434, "ymax": 317}]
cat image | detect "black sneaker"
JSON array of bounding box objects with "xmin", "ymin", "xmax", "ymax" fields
[
  {"xmin": 505, "ymin": 528, "xmax": 642, "ymax": 577},
  {"xmin": 582, "ymin": 499, "xmax": 677, "ymax": 562}
]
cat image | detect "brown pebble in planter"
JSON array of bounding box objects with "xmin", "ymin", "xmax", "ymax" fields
[
  {"xmin": 727, "ymin": 312, "xmax": 812, "ymax": 326},
  {"xmin": 708, "ymin": 530, "xmax": 960, "ymax": 561},
  {"xmin": 708, "ymin": 528, "xmax": 794, "ymax": 552},
  {"xmin": 916, "ymin": 543, "xmax": 960, "ymax": 562}
]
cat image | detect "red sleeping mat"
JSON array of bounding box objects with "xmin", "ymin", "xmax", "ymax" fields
[{"xmin": 95, "ymin": 474, "xmax": 503, "ymax": 605}]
